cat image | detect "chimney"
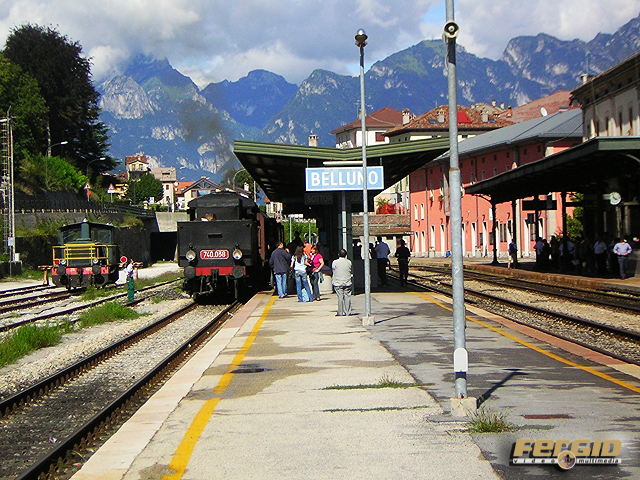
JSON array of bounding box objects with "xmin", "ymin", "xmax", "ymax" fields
[
  {"xmin": 481, "ymin": 110, "xmax": 488, "ymax": 123},
  {"xmin": 308, "ymin": 134, "xmax": 318, "ymax": 147},
  {"xmin": 437, "ymin": 109, "xmax": 445, "ymax": 123},
  {"xmin": 580, "ymin": 73, "xmax": 591, "ymax": 85},
  {"xmin": 506, "ymin": 106, "xmax": 512, "ymax": 117},
  {"xmin": 491, "ymin": 99, "xmax": 497, "ymax": 107},
  {"xmin": 500, "ymin": 102, "xmax": 505, "ymax": 110},
  {"xmin": 402, "ymin": 108, "xmax": 411, "ymax": 125}
]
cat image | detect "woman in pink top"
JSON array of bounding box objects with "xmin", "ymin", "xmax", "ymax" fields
[{"xmin": 309, "ymin": 245, "xmax": 325, "ymax": 301}]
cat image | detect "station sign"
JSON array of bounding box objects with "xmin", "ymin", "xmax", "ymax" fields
[{"xmin": 305, "ymin": 166, "xmax": 384, "ymax": 192}]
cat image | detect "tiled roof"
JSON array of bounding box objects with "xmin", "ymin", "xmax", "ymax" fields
[
  {"xmin": 385, "ymin": 105, "xmax": 513, "ymax": 137},
  {"xmin": 330, "ymin": 107, "xmax": 403, "ymax": 134},
  {"xmin": 125, "ymin": 155, "xmax": 147, "ymax": 165},
  {"xmin": 436, "ymin": 109, "xmax": 583, "ymax": 161},
  {"xmin": 497, "ymin": 91, "xmax": 574, "ymax": 123}
]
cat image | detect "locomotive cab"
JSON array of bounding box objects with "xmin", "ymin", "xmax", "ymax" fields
[{"xmin": 178, "ymin": 191, "xmax": 279, "ymax": 300}]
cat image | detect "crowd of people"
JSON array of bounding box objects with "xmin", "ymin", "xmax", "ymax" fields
[
  {"xmin": 530, "ymin": 234, "xmax": 637, "ymax": 279},
  {"xmin": 269, "ymin": 233, "xmax": 412, "ymax": 316}
]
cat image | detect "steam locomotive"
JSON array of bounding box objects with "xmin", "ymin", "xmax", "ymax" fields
[
  {"xmin": 177, "ymin": 191, "xmax": 281, "ymax": 300},
  {"xmin": 51, "ymin": 221, "xmax": 120, "ymax": 289}
]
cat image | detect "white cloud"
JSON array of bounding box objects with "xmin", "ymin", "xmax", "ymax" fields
[{"xmin": 0, "ymin": 0, "xmax": 638, "ymax": 87}]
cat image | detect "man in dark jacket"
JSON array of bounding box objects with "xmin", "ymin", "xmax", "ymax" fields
[{"xmin": 269, "ymin": 242, "xmax": 291, "ymax": 298}]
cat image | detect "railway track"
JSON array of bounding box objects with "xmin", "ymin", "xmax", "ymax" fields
[
  {"xmin": 406, "ymin": 264, "xmax": 640, "ymax": 313},
  {"xmin": 389, "ymin": 267, "xmax": 640, "ymax": 366},
  {"xmin": 0, "ymin": 279, "xmax": 181, "ymax": 334},
  {"xmin": 1, "ymin": 299, "xmax": 239, "ymax": 480}
]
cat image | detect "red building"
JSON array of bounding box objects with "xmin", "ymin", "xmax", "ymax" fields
[{"xmin": 407, "ymin": 108, "xmax": 582, "ymax": 258}]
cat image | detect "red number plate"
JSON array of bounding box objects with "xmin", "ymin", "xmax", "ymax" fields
[{"xmin": 200, "ymin": 249, "xmax": 229, "ymax": 260}]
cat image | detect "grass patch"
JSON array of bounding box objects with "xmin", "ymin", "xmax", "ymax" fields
[
  {"xmin": 76, "ymin": 302, "xmax": 139, "ymax": 328},
  {"xmin": 323, "ymin": 374, "xmax": 427, "ymax": 390},
  {"xmin": 0, "ymin": 323, "xmax": 68, "ymax": 368},
  {"xmin": 152, "ymin": 295, "xmax": 168, "ymax": 304},
  {"xmin": 80, "ymin": 285, "xmax": 114, "ymax": 301},
  {"xmin": 468, "ymin": 407, "xmax": 516, "ymax": 433},
  {"xmin": 1, "ymin": 269, "xmax": 43, "ymax": 281},
  {"xmin": 132, "ymin": 271, "xmax": 181, "ymax": 290}
]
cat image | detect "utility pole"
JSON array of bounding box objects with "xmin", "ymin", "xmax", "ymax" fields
[{"xmin": 444, "ymin": 0, "xmax": 475, "ymax": 416}]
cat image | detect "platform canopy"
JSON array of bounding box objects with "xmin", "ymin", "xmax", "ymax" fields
[
  {"xmin": 465, "ymin": 137, "xmax": 640, "ymax": 204},
  {"xmin": 233, "ymin": 138, "xmax": 450, "ymax": 212}
]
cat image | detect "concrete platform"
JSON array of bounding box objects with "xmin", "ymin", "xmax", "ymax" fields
[{"xmin": 71, "ymin": 273, "xmax": 640, "ymax": 479}]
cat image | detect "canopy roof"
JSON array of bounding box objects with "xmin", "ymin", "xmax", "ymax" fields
[
  {"xmin": 233, "ymin": 138, "xmax": 450, "ymax": 210},
  {"xmin": 465, "ymin": 137, "xmax": 640, "ymax": 203}
]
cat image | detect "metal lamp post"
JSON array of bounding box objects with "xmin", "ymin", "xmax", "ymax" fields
[{"xmin": 356, "ymin": 29, "xmax": 373, "ymax": 325}]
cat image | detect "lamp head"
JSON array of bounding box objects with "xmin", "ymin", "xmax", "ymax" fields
[{"xmin": 355, "ymin": 29, "xmax": 368, "ymax": 48}]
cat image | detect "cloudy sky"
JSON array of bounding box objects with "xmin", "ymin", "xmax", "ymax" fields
[{"xmin": 1, "ymin": 0, "xmax": 639, "ymax": 88}]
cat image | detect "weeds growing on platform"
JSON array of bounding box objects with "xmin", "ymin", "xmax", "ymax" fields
[
  {"xmin": 323, "ymin": 374, "xmax": 430, "ymax": 390},
  {"xmin": 468, "ymin": 407, "xmax": 516, "ymax": 433}
]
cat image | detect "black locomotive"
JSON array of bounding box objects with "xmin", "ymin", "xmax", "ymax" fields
[
  {"xmin": 177, "ymin": 191, "xmax": 281, "ymax": 300},
  {"xmin": 51, "ymin": 221, "xmax": 121, "ymax": 289}
]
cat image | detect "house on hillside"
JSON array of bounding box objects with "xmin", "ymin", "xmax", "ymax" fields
[
  {"xmin": 125, "ymin": 155, "xmax": 149, "ymax": 180},
  {"xmin": 180, "ymin": 177, "xmax": 222, "ymax": 210},
  {"xmin": 330, "ymin": 107, "xmax": 404, "ymax": 149},
  {"xmin": 150, "ymin": 167, "xmax": 177, "ymax": 209}
]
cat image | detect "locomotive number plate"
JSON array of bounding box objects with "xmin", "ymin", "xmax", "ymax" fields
[{"xmin": 200, "ymin": 249, "xmax": 229, "ymax": 260}]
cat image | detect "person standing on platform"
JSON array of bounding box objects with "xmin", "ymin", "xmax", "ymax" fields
[
  {"xmin": 352, "ymin": 239, "xmax": 362, "ymax": 260},
  {"xmin": 309, "ymin": 245, "xmax": 325, "ymax": 301},
  {"xmin": 125, "ymin": 258, "xmax": 135, "ymax": 302},
  {"xmin": 374, "ymin": 236, "xmax": 390, "ymax": 286},
  {"xmin": 395, "ymin": 239, "xmax": 411, "ymax": 286},
  {"xmin": 613, "ymin": 237, "xmax": 632, "ymax": 279},
  {"xmin": 594, "ymin": 237, "xmax": 608, "ymax": 276},
  {"xmin": 332, "ymin": 249, "xmax": 352, "ymax": 316},
  {"xmin": 290, "ymin": 245, "xmax": 313, "ymax": 302},
  {"xmin": 507, "ymin": 239, "xmax": 517, "ymax": 269},
  {"xmin": 534, "ymin": 237, "xmax": 545, "ymax": 271},
  {"xmin": 269, "ymin": 242, "xmax": 291, "ymax": 298}
]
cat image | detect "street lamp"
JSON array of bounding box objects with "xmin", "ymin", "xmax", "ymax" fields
[
  {"xmin": 356, "ymin": 29, "xmax": 373, "ymax": 326},
  {"xmin": 86, "ymin": 157, "xmax": 106, "ymax": 202},
  {"xmin": 45, "ymin": 141, "xmax": 67, "ymax": 189}
]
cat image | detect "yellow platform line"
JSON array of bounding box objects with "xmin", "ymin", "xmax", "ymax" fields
[
  {"xmin": 412, "ymin": 292, "xmax": 640, "ymax": 395},
  {"xmin": 163, "ymin": 295, "xmax": 276, "ymax": 480}
]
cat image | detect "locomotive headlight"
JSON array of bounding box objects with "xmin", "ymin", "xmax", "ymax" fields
[
  {"xmin": 185, "ymin": 249, "xmax": 197, "ymax": 262},
  {"xmin": 92, "ymin": 259, "xmax": 99, "ymax": 265},
  {"xmin": 232, "ymin": 248, "xmax": 243, "ymax": 260}
]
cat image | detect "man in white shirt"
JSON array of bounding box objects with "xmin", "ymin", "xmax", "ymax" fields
[
  {"xmin": 613, "ymin": 237, "xmax": 632, "ymax": 279},
  {"xmin": 374, "ymin": 236, "xmax": 390, "ymax": 286}
]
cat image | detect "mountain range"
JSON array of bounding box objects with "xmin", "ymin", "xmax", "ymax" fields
[{"xmin": 98, "ymin": 14, "xmax": 640, "ymax": 182}]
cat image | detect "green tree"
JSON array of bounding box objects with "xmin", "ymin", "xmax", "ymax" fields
[
  {"xmin": 126, "ymin": 173, "xmax": 163, "ymax": 204},
  {"xmin": 0, "ymin": 54, "xmax": 47, "ymax": 174},
  {"xmin": 3, "ymin": 24, "xmax": 116, "ymax": 175},
  {"xmin": 19, "ymin": 152, "xmax": 88, "ymax": 193}
]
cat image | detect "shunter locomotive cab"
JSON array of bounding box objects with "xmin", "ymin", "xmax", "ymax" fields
[
  {"xmin": 51, "ymin": 221, "xmax": 120, "ymax": 289},
  {"xmin": 177, "ymin": 191, "xmax": 278, "ymax": 300}
]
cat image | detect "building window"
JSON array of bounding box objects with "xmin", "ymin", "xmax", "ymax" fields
[
  {"xmin": 375, "ymin": 132, "xmax": 385, "ymax": 142},
  {"xmin": 414, "ymin": 204, "xmax": 418, "ymax": 221},
  {"xmin": 481, "ymin": 170, "xmax": 486, "ymax": 181},
  {"xmin": 493, "ymin": 168, "xmax": 497, "ymax": 177},
  {"xmin": 470, "ymin": 172, "xmax": 476, "ymax": 184},
  {"xmin": 523, "ymin": 147, "xmax": 527, "ymax": 156},
  {"xmin": 537, "ymin": 145, "xmax": 542, "ymax": 153},
  {"xmin": 420, "ymin": 203, "xmax": 425, "ymax": 220}
]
